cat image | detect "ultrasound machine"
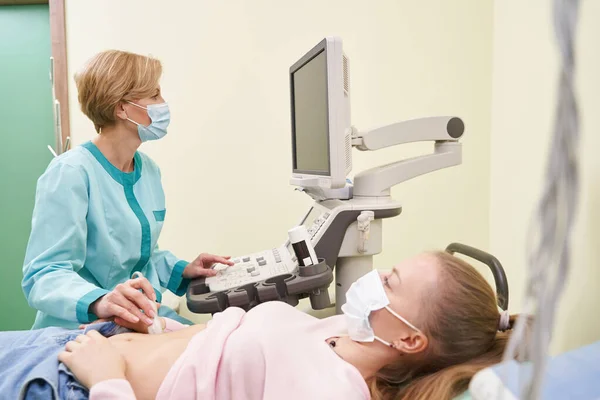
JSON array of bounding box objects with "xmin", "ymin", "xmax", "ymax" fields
[{"xmin": 186, "ymin": 36, "xmax": 465, "ymax": 315}]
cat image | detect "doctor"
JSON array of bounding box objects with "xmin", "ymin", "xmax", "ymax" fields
[{"xmin": 22, "ymin": 50, "xmax": 233, "ymax": 329}]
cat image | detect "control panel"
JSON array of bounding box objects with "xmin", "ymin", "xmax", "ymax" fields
[
  {"xmin": 186, "ymin": 198, "xmax": 403, "ymax": 314},
  {"xmin": 204, "ymin": 208, "xmax": 333, "ymax": 293},
  {"xmin": 205, "ymin": 247, "xmax": 296, "ymax": 292}
]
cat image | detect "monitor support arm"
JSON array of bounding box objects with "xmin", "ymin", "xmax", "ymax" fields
[{"xmin": 350, "ymin": 116, "xmax": 464, "ymax": 197}]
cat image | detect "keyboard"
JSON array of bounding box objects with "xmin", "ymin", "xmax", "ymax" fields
[{"xmin": 205, "ymin": 247, "xmax": 296, "ymax": 292}]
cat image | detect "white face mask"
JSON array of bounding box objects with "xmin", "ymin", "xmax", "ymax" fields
[{"xmin": 341, "ymin": 270, "xmax": 421, "ymax": 347}]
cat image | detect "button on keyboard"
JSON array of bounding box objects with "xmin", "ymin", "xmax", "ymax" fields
[{"xmin": 206, "ymin": 249, "xmax": 295, "ymax": 292}]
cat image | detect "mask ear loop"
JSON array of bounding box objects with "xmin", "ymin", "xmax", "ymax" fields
[
  {"xmin": 127, "ymin": 100, "xmax": 169, "ymax": 110},
  {"xmin": 374, "ymin": 336, "xmax": 394, "ymax": 347},
  {"xmin": 126, "ymin": 118, "xmax": 141, "ymax": 127},
  {"xmin": 384, "ymin": 306, "xmax": 422, "ymax": 333},
  {"xmin": 126, "ymin": 100, "xmax": 148, "ymax": 110},
  {"xmin": 123, "ymin": 101, "xmax": 145, "ymax": 127},
  {"xmin": 378, "ymin": 306, "xmax": 423, "ymax": 349},
  {"xmin": 329, "ymin": 332, "xmax": 396, "ymax": 349}
]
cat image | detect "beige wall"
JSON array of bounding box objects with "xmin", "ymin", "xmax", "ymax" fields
[
  {"xmin": 490, "ymin": 0, "xmax": 600, "ymax": 354},
  {"xmin": 62, "ymin": 0, "xmax": 600, "ymax": 354},
  {"xmin": 65, "ymin": 1, "xmax": 493, "ymax": 320}
]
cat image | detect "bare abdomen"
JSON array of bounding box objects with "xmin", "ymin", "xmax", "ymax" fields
[{"xmin": 108, "ymin": 324, "xmax": 206, "ymax": 400}]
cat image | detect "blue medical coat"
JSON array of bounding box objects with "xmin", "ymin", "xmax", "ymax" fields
[{"xmin": 22, "ymin": 141, "xmax": 190, "ymax": 329}]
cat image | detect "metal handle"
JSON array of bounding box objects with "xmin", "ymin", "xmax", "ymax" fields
[
  {"xmin": 50, "ymin": 56, "xmax": 55, "ymax": 84},
  {"xmin": 54, "ymin": 100, "xmax": 63, "ymax": 151},
  {"xmin": 63, "ymin": 136, "xmax": 70, "ymax": 153},
  {"xmin": 48, "ymin": 56, "xmax": 66, "ymax": 157},
  {"xmin": 445, "ymin": 242, "xmax": 509, "ymax": 310}
]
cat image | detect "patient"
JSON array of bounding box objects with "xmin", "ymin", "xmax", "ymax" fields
[{"xmin": 0, "ymin": 251, "xmax": 517, "ymax": 400}]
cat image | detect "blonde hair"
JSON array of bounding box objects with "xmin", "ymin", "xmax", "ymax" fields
[
  {"xmin": 74, "ymin": 50, "xmax": 162, "ymax": 133},
  {"xmin": 370, "ymin": 251, "xmax": 525, "ymax": 400}
]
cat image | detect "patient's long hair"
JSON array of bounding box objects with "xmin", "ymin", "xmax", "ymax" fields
[{"xmin": 369, "ymin": 251, "xmax": 526, "ymax": 400}]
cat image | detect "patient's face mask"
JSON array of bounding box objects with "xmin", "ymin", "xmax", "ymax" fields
[
  {"xmin": 341, "ymin": 270, "xmax": 421, "ymax": 347},
  {"xmin": 126, "ymin": 101, "xmax": 170, "ymax": 142}
]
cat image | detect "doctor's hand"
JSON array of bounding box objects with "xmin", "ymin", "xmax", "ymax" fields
[
  {"xmin": 183, "ymin": 253, "xmax": 234, "ymax": 278},
  {"xmin": 58, "ymin": 330, "xmax": 126, "ymax": 389},
  {"xmin": 80, "ymin": 302, "xmax": 163, "ymax": 334},
  {"xmin": 90, "ymin": 276, "xmax": 157, "ymax": 326}
]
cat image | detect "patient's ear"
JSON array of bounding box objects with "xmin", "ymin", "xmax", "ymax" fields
[{"xmin": 391, "ymin": 332, "xmax": 428, "ymax": 354}]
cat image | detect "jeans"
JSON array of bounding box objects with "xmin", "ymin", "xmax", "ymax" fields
[{"xmin": 0, "ymin": 321, "xmax": 131, "ymax": 400}]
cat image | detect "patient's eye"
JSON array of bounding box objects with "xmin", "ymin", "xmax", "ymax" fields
[
  {"xmin": 384, "ymin": 276, "xmax": 391, "ymax": 288},
  {"xmin": 388, "ymin": 268, "xmax": 401, "ymax": 290}
]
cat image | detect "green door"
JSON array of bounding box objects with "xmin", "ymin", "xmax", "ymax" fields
[{"xmin": 0, "ymin": 5, "xmax": 55, "ymax": 330}]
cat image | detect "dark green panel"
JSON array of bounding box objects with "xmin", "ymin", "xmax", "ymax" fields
[{"xmin": 0, "ymin": 4, "xmax": 54, "ymax": 330}]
